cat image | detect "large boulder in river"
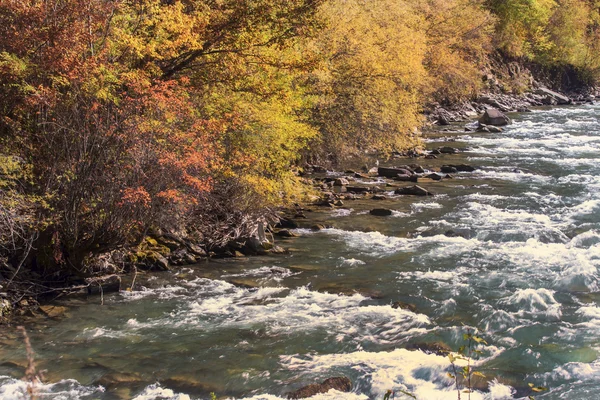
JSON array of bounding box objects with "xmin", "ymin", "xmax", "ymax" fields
[
  {"xmin": 392, "ymin": 301, "xmax": 417, "ymax": 313},
  {"xmin": 333, "ymin": 178, "xmax": 349, "ymax": 186},
  {"xmin": 438, "ymin": 146, "xmax": 459, "ymax": 154},
  {"xmin": 287, "ymin": 377, "xmax": 352, "ymax": 399},
  {"xmin": 346, "ymin": 186, "xmax": 371, "ymax": 194},
  {"xmin": 441, "ymin": 164, "xmax": 476, "ymax": 173},
  {"xmin": 394, "ymin": 174, "xmax": 418, "ymax": 182},
  {"xmin": 395, "ymin": 185, "xmax": 433, "ymax": 196},
  {"xmin": 378, "ymin": 167, "xmax": 414, "ymax": 178},
  {"xmin": 406, "ymin": 342, "xmax": 452, "ymax": 356},
  {"xmin": 370, "ymin": 208, "xmax": 393, "ymax": 216},
  {"xmin": 425, "ymin": 173, "xmax": 443, "ymax": 181},
  {"xmin": 479, "ymin": 108, "xmax": 511, "ymax": 126},
  {"xmin": 535, "ymin": 87, "xmax": 571, "ymax": 105}
]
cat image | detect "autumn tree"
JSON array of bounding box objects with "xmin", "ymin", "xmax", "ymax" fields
[{"xmin": 0, "ymin": 0, "xmax": 322, "ymax": 275}]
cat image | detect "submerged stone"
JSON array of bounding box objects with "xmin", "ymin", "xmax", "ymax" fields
[
  {"xmin": 394, "ymin": 185, "xmax": 433, "ymax": 196},
  {"xmin": 370, "ymin": 208, "xmax": 393, "ymax": 216},
  {"xmin": 406, "ymin": 342, "xmax": 452, "ymax": 356},
  {"xmin": 391, "ymin": 301, "xmax": 417, "ymax": 313},
  {"xmin": 287, "ymin": 377, "xmax": 352, "ymax": 399}
]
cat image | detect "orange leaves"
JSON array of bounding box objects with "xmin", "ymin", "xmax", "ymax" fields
[{"xmin": 120, "ymin": 187, "xmax": 152, "ymax": 209}]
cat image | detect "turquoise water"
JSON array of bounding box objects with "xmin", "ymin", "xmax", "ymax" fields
[{"xmin": 2, "ymin": 105, "xmax": 600, "ymax": 399}]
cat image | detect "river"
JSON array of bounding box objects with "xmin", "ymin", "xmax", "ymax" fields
[{"xmin": 2, "ymin": 104, "xmax": 600, "ymax": 399}]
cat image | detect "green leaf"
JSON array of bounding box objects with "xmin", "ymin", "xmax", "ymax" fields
[
  {"xmin": 397, "ymin": 390, "xmax": 417, "ymax": 399},
  {"xmin": 531, "ymin": 387, "xmax": 548, "ymax": 392},
  {"xmin": 472, "ymin": 336, "xmax": 488, "ymax": 345}
]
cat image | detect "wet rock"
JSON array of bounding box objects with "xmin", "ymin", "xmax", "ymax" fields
[
  {"xmin": 269, "ymin": 245, "xmax": 288, "ymax": 255},
  {"xmin": 39, "ymin": 305, "xmax": 68, "ymax": 318},
  {"xmin": 425, "ymin": 154, "xmax": 438, "ymax": 159},
  {"xmin": 333, "ymin": 178, "xmax": 349, "ymax": 186},
  {"xmin": 444, "ymin": 229, "xmax": 470, "ymax": 238},
  {"xmin": 477, "ymin": 123, "xmax": 502, "ymax": 133},
  {"xmin": 438, "ymin": 146, "xmax": 459, "ymax": 154},
  {"xmin": 534, "ymin": 87, "xmax": 571, "ymax": 105},
  {"xmin": 287, "ymin": 377, "xmax": 352, "ymax": 399},
  {"xmin": 394, "ymin": 185, "xmax": 433, "ymax": 196},
  {"xmin": 241, "ymin": 236, "xmax": 272, "ymax": 256},
  {"xmin": 358, "ymin": 289, "xmax": 385, "ymax": 299},
  {"xmin": 406, "ymin": 342, "xmax": 452, "ymax": 356},
  {"xmin": 187, "ymin": 243, "xmax": 207, "ymax": 257},
  {"xmin": 136, "ymin": 251, "xmax": 170, "ymax": 271},
  {"xmin": 162, "ymin": 377, "xmax": 218, "ymax": 394},
  {"xmin": 479, "ymin": 108, "xmax": 511, "ymax": 126},
  {"xmin": 440, "ymin": 165, "xmax": 458, "ymax": 173},
  {"xmin": 310, "ymin": 165, "xmax": 327, "ymax": 173},
  {"xmin": 372, "ymin": 195, "xmax": 387, "ymax": 200},
  {"xmin": 441, "ymin": 164, "xmax": 476, "ymax": 173},
  {"xmin": 437, "ymin": 115, "xmax": 450, "ymax": 125},
  {"xmin": 393, "ymin": 174, "xmax": 418, "ymax": 182},
  {"xmin": 184, "ymin": 253, "xmax": 197, "ymax": 264},
  {"xmin": 276, "ymin": 229, "xmax": 298, "ymax": 238},
  {"xmin": 346, "ymin": 186, "xmax": 371, "ymax": 194},
  {"xmin": 155, "ymin": 236, "xmax": 180, "ymax": 251},
  {"xmin": 169, "ymin": 248, "xmax": 195, "ymax": 265},
  {"xmin": 332, "ymin": 186, "xmax": 347, "ymax": 195},
  {"xmin": 370, "ymin": 208, "xmax": 393, "ymax": 217},
  {"xmin": 227, "ymin": 279, "xmax": 260, "ymax": 290},
  {"xmin": 289, "ymin": 264, "xmax": 320, "ymax": 272},
  {"xmin": 95, "ymin": 372, "xmax": 144, "ymax": 388},
  {"xmin": 392, "ymin": 301, "xmax": 417, "ymax": 313},
  {"xmin": 277, "ymin": 217, "xmax": 299, "ymax": 229},
  {"xmin": 333, "ymin": 200, "xmax": 344, "ymax": 207},
  {"xmin": 86, "ymin": 275, "xmax": 121, "ymax": 295},
  {"xmin": 270, "ymin": 266, "xmax": 289, "ymax": 275},
  {"xmin": 294, "ymin": 212, "xmax": 307, "ymax": 219},
  {"xmin": 425, "ymin": 173, "xmax": 443, "ymax": 181},
  {"xmin": 311, "ymin": 224, "xmax": 326, "ymax": 231},
  {"xmin": 233, "ymin": 250, "xmax": 245, "ymax": 257},
  {"xmin": 378, "ymin": 167, "xmax": 413, "ymax": 178}
]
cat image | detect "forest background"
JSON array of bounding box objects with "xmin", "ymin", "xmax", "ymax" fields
[{"xmin": 1, "ymin": 0, "xmax": 600, "ymax": 286}]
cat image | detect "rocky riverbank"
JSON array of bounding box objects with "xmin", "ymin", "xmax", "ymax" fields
[
  {"xmin": 426, "ymin": 57, "xmax": 599, "ymax": 126},
  {"xmin": 2, "ymin": 76, "xmax": 596, "ymax": 325}
]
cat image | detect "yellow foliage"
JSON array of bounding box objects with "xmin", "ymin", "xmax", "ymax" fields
[
  {"xmin": 312, "ymin": 0, "xmax": 427, "ymax": 155},
  {"xmin": 310, "ymin": 0, "xmax": 494, "ymax": 156},
  {"xmin": 417, "ymin": 0, "xmax": 495, "ymax": 102}
]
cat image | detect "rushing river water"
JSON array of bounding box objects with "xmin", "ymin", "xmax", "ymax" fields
[{"xmin": 2, "ymin": 105, "xmax": 600, "ymax": 399}]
